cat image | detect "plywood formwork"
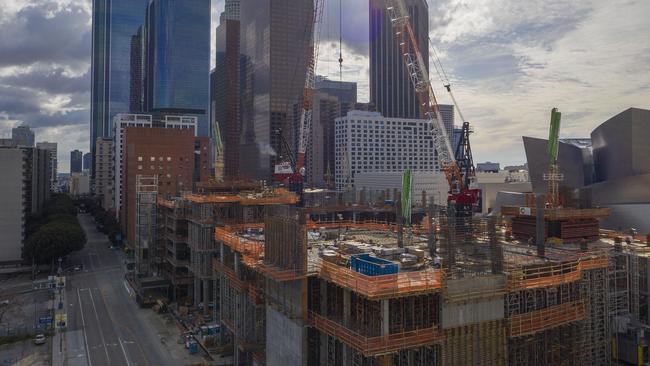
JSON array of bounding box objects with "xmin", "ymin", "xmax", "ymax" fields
[
  {"xmin": 507, "ymin": 323, "xmax": 582, "ymax": 366},
  {"xmin": 439, "ymin": 320, "xmax": 507, "ymax": 366},
  {"xmin": 308, "ymin": 311, "xmax": 444, "ymax": 357}
]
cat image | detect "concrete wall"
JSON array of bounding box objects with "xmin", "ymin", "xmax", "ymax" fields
[
  {"xmin": 441, "ymin": 276, "xmax": 505, "ymax": 329},
  {"xmin": 266, "ymin": 306, "xmax": 306, "ymax": 366},
  {"xmin": 478, "ymin": 182, "xmax": 531, "ymax": 214},
  {"xmin": 0, "ymin": 149, "xmax": 25, "ymax": 263}
]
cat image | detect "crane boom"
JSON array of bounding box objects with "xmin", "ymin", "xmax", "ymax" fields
[
  {"xmin": 385, "ymin": 0, "xmax": 462, "ymax": 193},
  {"xmin": 296, "ymin": 0, "xmax": 325, "ymax": 175}
]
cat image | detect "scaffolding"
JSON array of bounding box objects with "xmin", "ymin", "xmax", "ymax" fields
[{"xmin": 135, "ymin": 175, "xmax": 158, "ymax": 275}]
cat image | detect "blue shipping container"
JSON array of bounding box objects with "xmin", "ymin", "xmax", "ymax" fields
[{"xmin": 350, "ymin": 254, "xmax": 398, "ymax": 276}]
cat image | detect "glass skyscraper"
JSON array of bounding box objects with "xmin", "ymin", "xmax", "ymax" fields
[
  {"xmin": 90, "ymin": 0, "xmax": 149, "ymax": 176},
  {"xmin": 369, "ymin": 0, "xmax": 428, "ymax": 119},
  {"xmin": 240, "ymin": 0, "xmax": 314, "ymax": 180},
  {"xmin": 145, "ymin": 0, "xmax": 211, "ymax": 137}
]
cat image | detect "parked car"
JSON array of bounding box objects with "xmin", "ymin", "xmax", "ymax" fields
[{"xmin": 33, "ymin": 334, "xmax": 46, "ymax": 345}]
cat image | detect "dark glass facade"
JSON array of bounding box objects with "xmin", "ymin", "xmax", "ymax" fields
[
  {"xmin": 91, "ymin": 0, "xmax": 149, "ymax": 176},
  {"xmin": 145, "ymin": 0, "xmax": 211, "ymax": 137},
  {"xmin": 240, "ymin": 0, "xmax": 314, "ymax": 180},
  {"xmin": 70, "ymin": 149, "xmax": 83, "ymax": 174},
  {"xmin": 369, "ymin": 0, "xmax": 428, "ymax": 119},
  {"xmin": 212, "ymin": 14, "xmax": 242, "ymax": 179}
]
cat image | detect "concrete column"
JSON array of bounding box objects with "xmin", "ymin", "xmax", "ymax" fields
[
  {"xmin": 343, "ymin": 289, "xmax": 351, "ymax": 327},
  {"xmin": 320, "ymin": 279, "xmax": 328, "ymax": 315},
  {"xmin": 194, "ymin": 277, "xmax": 201, "ymax": 308},
  {"xmin": 381, "ymin": 299, "xmax": 389, "ymax": 336},
  {"xmin": 203, "ymin": 280, "xmax": 210, "ymax": 316},
  {"xmin": 234, "ymin": 252, "xmax": 240, "ymax": 277},
  {"xmin": 342, "ymin": 289, "xmax": 352, "ymax": 366}
]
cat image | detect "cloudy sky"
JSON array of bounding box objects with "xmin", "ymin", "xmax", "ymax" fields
[{"xmin": 0, "ymin": 0, "xmax": 648, "ymax": 172}]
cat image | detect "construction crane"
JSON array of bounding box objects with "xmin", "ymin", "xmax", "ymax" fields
[
  {"xmin": 385, "ymin": 0, "xmax": 480, "ymax": 215},
  {"xmin": 274, "ymin": 0, "xmax": 325, "ymax": 197},
  {"xmin": 213, "ymin": 119, "xmax": 224, "ymax": 182}
]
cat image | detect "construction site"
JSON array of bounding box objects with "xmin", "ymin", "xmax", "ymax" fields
[{"xmin": 132, "ymin": 0, "xmax": 650, "ymax": 365}]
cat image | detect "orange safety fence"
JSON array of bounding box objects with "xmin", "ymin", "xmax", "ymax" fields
[
  {"xmin": 507, "ymin": 256, "xmax": 609, "ymax": 291},
  {"xmin": 215, "ymin": 228, "xmax": 264, "ymax": 258},
  {"xmin": 213, "ymin": 258, "xmax": 248, "ymax": 292},
  {"xmin": 315, "ymin": 260, "xmax": 442, "ymax": 299},
  {"xmin": 183, "ymin": 188, "xmax": 298, "ymax": 205},
  {"xmin": 308, "ymin": 311, "xmax": 444, "ymax": 356},
  {"xmin": 508, "ymin": 300, "xmax": 586, "ymax": 337}
]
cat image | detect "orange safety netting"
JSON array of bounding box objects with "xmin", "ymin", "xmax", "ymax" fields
[
  {"xmin": 315, "ymin": 260, "xmax": 442, "ymax": 299},
  {"xmin": 213, "ymin": 259, "xmax": 247, "ymax": 292},
  {"xmin": 184, "ymin": 188, "xmax": 298, "ymax": 205},
  {"xmin": 508, "ymin": 300, "xmax": 586, "ymax": 337},
  {"xmin": 215, "ymin": 228, "xmax": 264, "ymax": 258},
  {"xmin": 507, "ymin": 256, "xmax": 609, "ymax": 291},
  {"xmin": 308, "ymin": 311, "xmax": 444, "ymax": 356}
]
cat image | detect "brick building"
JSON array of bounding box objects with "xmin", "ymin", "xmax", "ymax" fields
[{"xmin": 120, "ymin": 127, "xmax": 210, "ymax": 250}]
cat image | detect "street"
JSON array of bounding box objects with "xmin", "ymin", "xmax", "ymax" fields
[{"xmin": 58, "ymin": 214, "xmax": 186, "ymax": 366}]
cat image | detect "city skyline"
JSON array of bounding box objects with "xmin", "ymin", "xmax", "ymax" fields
[{"xmin": 0, "ymin": 0, "xmax": 648, "ymax": 172}]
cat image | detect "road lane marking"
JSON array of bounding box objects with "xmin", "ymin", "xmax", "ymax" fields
[
  {"xmin": 118, "ymin": 337, "xmax": 132, "ymax": 366},
  {"xmin": 76, "ymin": 288, "xmax": 92, "ymax": 366},
  {"xmin": 123, "ymin": 281, "xmax": 132, "ymax": 295},
  {"xmin": 88, "ymin": 288, "xmax": 111, "ymax": 365}
]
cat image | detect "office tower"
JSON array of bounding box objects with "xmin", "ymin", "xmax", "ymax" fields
[
  {"xmin": 438, "ymin": 104, "xmax": 455, "ymax": 143},
  {"xmin": 305, "ymin": 79, "xmax": 359, "ymax": 188},
  {"xmin": 144, "ymin": 0, "xmax": 211, "ymax": 137},
  {"xmin": 91, "ymin": 0, "xmax": 149, "ymax": 176},
  {"xmin": 11, "ymin": 124, "xmax": 35, "ymax": 147},
  {"xmin": 335, "ymin": 111, "xmax": 438, "ymax": 190},
  {"xmin": 70, "ymin": 149, "xmax": 83, "ymax": 173},
  {"xmin": 369, "ymin": 0, "xmax": 428, "ymax": 119},
  {"xmin": 240, "ymin": 0, "xmax": 314, "ymax": 180},
  {"xmin": 83, "ymin": 152, "xmax": 92, "ymax": 171},
  {"xmin": 307, "ymin": 91, "xmax": 341, "ymax": 187},
  {"xmin": 95, "ymin": 137, "xmax": 114, "ymax": 210},
  {"xmin": 212, "ymin": 0, "xmax": 241, "ymax": 179},
  {"xmin": 36, "ymin": 142, "xmax": 57, "ymax": 190},
  {"xmin": 315, "ymin": 76, "xmax": 357, "ymax": 104},
  {"xmin": 129, "ymin": 26, "xmax": 145, "ymax": 112}
]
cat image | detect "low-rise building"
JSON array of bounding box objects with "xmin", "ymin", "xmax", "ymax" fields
[{"xmin": 0, "ymin": 146, "xmax": 51, "ymax": 264}]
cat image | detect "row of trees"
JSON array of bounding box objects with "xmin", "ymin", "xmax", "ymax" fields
[
  {"xmin": 22, "ymin": 194, "xmax": 86, "ymax": 265},
  {"xmin": 75, "ymin": 197, "xmax": 121, "ymax": 245}
]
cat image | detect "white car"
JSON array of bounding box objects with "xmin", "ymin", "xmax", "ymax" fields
[{"xmin": 33, "ymin": 334, "xmax": 46, "ymax": 345}]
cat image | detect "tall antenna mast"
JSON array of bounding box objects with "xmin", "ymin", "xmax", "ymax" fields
[{"xmin": 338, "ymin": 0, "xmax": 343, "ymax": 81}]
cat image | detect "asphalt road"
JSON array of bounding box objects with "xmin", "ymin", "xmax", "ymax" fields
[{"xmin": 63, "ymin": 214, "xmax": 175, "ymax": 366}]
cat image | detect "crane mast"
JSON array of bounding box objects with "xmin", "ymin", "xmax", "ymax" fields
[
  {"xmin": 275, "ymin": 0, "xmax": 324, "ymax": 196},
  {"xmin": 386, "ymin": 0, "xmax": 479, "ymax": 213},
  {"xmin": 385, "ymin": 0, "xmax": 462, "ymax": 193}
]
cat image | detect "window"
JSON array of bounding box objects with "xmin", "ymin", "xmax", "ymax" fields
[
  {"xmin": 138, "ymin": 156, "xmax": 142, "ymax": 161},
  {"xmin": 150, "ymin": 157, "xmax": 155, "ymax": 161}
]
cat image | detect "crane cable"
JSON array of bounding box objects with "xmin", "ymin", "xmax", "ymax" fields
[{"xmin": 427, "ymin": 36, "xmax": 467, "ymax": 125}]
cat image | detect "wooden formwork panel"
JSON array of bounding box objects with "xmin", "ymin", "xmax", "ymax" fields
[{"xmin": 439, "ymin": 320, "xmax": 507, "ymax": 366}]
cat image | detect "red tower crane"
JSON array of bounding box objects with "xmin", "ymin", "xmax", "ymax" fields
[{"xmin": 385, "ymin": 0, "xmax": 479, "ymax": 215}]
